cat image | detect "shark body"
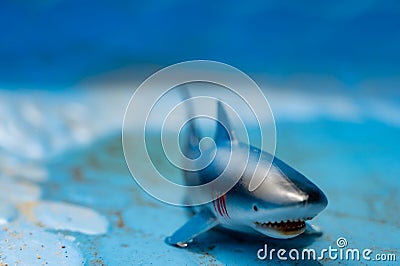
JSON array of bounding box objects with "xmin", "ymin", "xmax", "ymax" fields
[{"xmin": 166, "ymin": 90, "xmax": 328, "ymax": 247}]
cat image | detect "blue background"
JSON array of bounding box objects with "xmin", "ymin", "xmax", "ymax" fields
[
  {"xmin": 0, "ymin": 1, "xmax": 399, "ymax": 265},
  {"xmin": 1, "ymin": 0, "xmax": 399, "ymax": 91}
]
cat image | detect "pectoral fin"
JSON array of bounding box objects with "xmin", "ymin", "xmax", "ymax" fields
[
  {"xmin": 303, "ymin": 223, "xmax": 323, "ymax": 236},
  {"xmin": 165, "ymin": 209, "xmax": 219, "ymax": 247}
]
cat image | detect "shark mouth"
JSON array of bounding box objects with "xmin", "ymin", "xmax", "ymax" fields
[{"xmin": 254, "ymin": 217, "xmax": 312, "ymax": 236}]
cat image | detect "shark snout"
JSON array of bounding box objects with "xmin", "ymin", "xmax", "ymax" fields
[
  {"xmin": 269, "ymin": 157, "xmax": 328, "ymax": 214},
  {"xmin": 302, "ymin": 184, "xmax": 328, "ymax": 210},
  {"xmin": 248, "ymin": 164, "xmax": 328, "ymax": 225},
  {"xmin": 291, "ymin": 176, "xmax": 328, "ymax": 215}
]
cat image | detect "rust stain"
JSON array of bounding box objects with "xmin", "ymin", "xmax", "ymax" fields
[
  {"xmin": 90, "ymin": 259, "xmax": 105, "ymax": 266},
  {"xmin": 105, "ymin": 138, "xmax": 122, "ymax": 155},
  {"xmin": 71, "ymin": 167, "xmax": 84, "ymax": 182},
  {"xmin": 87, "ymin": 154, "xmax": 102, "ymax": 170},
  {"xmin": 17, "ymin": 202, "xmax": 39, "ymax": 225},
  {"xmin": 115, "ymin": 211, "xmax": 125, "ymax": 228}
]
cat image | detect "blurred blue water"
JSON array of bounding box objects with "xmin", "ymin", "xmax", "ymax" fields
[
  {"xmin": 0, "ymin": 0, "xmax": 399, "ymax": 91},
  {"xmin": 0, "ymin": 88, "xmax": 399, "ymax": 264}
]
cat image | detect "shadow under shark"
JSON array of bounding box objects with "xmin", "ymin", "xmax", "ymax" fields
[{"xmin": 166, "ymin": 89, "xmax": 328, "ymax": 247}]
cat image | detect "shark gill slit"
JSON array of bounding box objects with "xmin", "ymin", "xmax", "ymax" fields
[{"xmin": 213, "ymin": 194, "xmax": 230, "ymax": 218}]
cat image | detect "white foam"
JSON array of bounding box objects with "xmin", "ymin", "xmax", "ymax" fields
[
  {"xmin": 0, "ymin": 87, "xmax": 398, "ymax": 162},
  {"xmin": 265, "ymin": 89, "xmax": 400, "ymax": 127},
  {"xmin": 0, "ymin": 89, "xmax": 128, "ymax": 160},
  {"xmin": 0, "ymin": 157, "xmax": 48, "ymax": 182},
  {"xmin": 29, "ymin": 201, "xmax": 108, "ymax": 235},
  {"xmin": 0, "ymin": 177, "xmax": 41, "ymax": 203},
  {"xmin": 365, "ymin": 98, "xmax": 400, "ymax": 127}
]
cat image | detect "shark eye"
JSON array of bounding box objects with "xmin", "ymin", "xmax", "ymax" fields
[{"xmin": 253, "ymin": 204, "xmax": 258, "ymax": 212}]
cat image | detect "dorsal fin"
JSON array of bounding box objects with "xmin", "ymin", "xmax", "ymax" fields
[
  {"xmin": 215, "ymin": 101, "xmax": 237, "ymax": 144},
  {"xmin": 180, "ymin": 85, "xmax": 200, "ymax": 157}
]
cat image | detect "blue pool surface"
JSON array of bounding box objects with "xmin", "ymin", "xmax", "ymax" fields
[{"xmin": 0, "ymin": 89, "xmax": 399, "ymax": 265}]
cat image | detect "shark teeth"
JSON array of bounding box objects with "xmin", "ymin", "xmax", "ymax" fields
[{"xmin": 254, "ymin": 217, "xmax": 312, "ymax": 231}]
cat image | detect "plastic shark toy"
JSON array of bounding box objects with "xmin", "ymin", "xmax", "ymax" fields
[{"xmin": 165, "ymin": 90, "xmax": 328, "ymax": 247}]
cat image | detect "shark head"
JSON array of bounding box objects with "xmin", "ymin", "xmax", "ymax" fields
[
  {"xmin": 220, "ymin": 151, "xmax": 328, "ymax": 239},
  {"xmin": 207, "ymin": 101, "xmax": 328, "ymax": 239}
]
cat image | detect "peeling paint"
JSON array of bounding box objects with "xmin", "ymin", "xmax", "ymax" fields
[
  {"xmin": 20, "ymin": 201, "xmax": 108, "ymax": 235},
  {"xmin": 0, "ymin": 224, "xmax": 85, "ymax": 265}
]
